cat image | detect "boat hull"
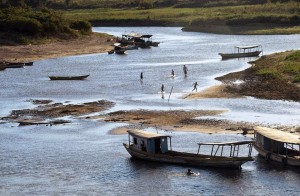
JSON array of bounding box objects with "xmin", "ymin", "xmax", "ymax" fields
[
  {"xmin": 253, "ymin": 143, "xmax": 300, "ymax": 166},
  {"xmin": 48, "ymin": 75, "xmax": 89, "ymax": 80},
  {"xmin": 123, "ymin": 143, "xmax": 252, "ymax": 168},
  {"xmin": 219, "ymin": 51, "xmax": 261, "ymax": 59}
]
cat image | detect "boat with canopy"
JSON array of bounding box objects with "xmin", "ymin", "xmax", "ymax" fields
[
  {"xmin": 253, "ymin": 126, "xmax": 300, "ymax": 166},
  {"xmin": 123, "ymin": 129, "xmax": 254, "ymax": 168},
  {"xmin": 219, "ymin": 45, "xmax": 262, "ymax": 59}
]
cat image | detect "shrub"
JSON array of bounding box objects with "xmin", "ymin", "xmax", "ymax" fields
[
  {"xmin": 5, "ymin": 16, "xmax": 42, "ymax": 35},
  {"xmin": 70, "ymin": 20, "xmax": 92, "ymax": 34}
]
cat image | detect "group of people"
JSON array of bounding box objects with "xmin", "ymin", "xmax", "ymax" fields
[{"xmin": 140, "ymin": 65, "xmax": 199, "ymax": 94}]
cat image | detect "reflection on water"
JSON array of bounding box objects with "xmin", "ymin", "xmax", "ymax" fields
[{"xmin": 1, "ymin": 27, "xmax": 300, "ymax": 195}]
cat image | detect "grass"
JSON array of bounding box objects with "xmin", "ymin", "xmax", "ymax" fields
[
  {"xmin": 253, "ymin": 50, "xmax": 300, "ymax": 83},
  {"xmin": 61, "ymin": 2, "xmax": 300, "ymax": 34}
]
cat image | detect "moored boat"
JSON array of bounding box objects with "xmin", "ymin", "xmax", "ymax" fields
[
  {"xmin": 253, "ymin": 126, "xmax": 300, "ymax": 166},
  {"xmin": 114, "ymin": 46, "xmax": 127, "ymax": 54},
  {"xmin": 123, "ymin": 129, "xmax": 254, "ymax": 168},
  {"xmin": 48, "ymin": 74, "xmax": 89, "ymax": 80},
  {"xmin": 219, "ymin": 45, "xmax": 262, "ymax": 59}
]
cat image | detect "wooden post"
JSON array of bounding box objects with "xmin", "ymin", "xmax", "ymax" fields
[{"xmin": 168, "ymin": 86, "xmax": 173, "ymax": 103}]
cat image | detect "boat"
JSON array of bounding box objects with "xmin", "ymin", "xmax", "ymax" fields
[
  {"xmin": 219, "ymin": 45, "xmax": 262, "ymax": 59},
  {"xmin": 24, "ymin": 62, "xmax": 34, "ymax": 66},
  {"xmin": 48, "ymin": 74, "xmax": 89, "ymax": 80},
  {"xmin": 108, "ymin": 50, "xmax": 114, "ymax": 54},
  {"xmin": 114, "ymin": 46, "xmax": 127, "ymax": 54},
  {"xmin": 123, "ymin": 129, "xmax": 254, "ymax": 168},
  {"xmin": 4, "ymin": 63, "xmax": 24, "ymax": 68},
  {"xmin": 253, "ymin": 126, "xmax": 300, "ymax": 166}
]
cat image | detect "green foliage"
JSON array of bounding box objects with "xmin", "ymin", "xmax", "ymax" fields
[
  {"xmin": 70, "ymin": 20, "xmax": 92, "ymax": 34},
  {"xmin": 294, "ymin": 74, "xmax": 300, "ymax": 83},
  {"xmin": 254, "ymin": 50, "xmax": 300, "ymax": 84},
  {"xmin": 0, "ymin": 6, "xmax": 92, "ymax": 44},
  {"xmin": 285, "ymin": 51, "xmax": 300, "ymax": 61}
]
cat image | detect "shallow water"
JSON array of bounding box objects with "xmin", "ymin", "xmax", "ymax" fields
[{"xmin": 0, "ymin": 27, "xmax": 300, "ymax": 195}]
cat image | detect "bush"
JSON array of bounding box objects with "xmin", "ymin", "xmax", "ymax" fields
[
  {"xmin": 70, "ymin": 20, "xmax": 92, "ymax": 34},
  {"xmin": 5, "ymin": 16, "xmax": 42, "ymax": 35}
]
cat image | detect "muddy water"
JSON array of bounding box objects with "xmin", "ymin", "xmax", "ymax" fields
[{"xmin": 0, "ymin": 27, "xmax": 299, "ymax": 195}]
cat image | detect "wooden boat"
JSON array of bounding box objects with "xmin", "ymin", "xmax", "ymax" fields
[
  {"xmin": 219, "ymin": 45, "xmax": 262, "ymax": 59},
  {"xmin": 108, "ymin": 50, "xmax": 114, "ymax": 54},
  {"xmin": 253, "ymin": 126, "xmax": 300, "ymax": 166},
  {"xmin": 123, "ymin": 129, "xmax": 254, "ymax": 168},
  {"xmin": 114, "ymin": 46, "xmax": 127, "ymax": 54},
  {"xmin": 24, "ymin": 62, "xmax": 34, "ymax": 66},
  {"xmin": 4, "ymin": 63, "xmax": 24, "ymax": 68},
  {"xmin": 48, "ymin": 74, "xmax": 89, "ymax": 80}
]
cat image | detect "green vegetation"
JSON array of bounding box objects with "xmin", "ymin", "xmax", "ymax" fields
[
  {"xmin": 59, "ymin": 1, "xmax": 300, "ymax": 34},
  {"xmin": 254, "ymin": 50, "xmax": 300, "ymax": 83},
  {"xmin": 0, "ymin": 6, "xmax": 92, "ymax": 45},
  {"xmin": 1, "ymin": 0, "xmax": 300, "ymax": 44}
]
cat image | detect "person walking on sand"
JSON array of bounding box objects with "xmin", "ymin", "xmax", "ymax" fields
[
  {"xmin": 183, "ymin": 65, "xmax": 188, "ymax": 76},
  {"xmin": 192, "ymin": 82, "xmax": 198, "ymax": 92}
]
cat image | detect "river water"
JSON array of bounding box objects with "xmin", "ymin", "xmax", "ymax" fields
[{"xmin": 0, "ymin": 27, "xmax": 299, "ymax": 195}]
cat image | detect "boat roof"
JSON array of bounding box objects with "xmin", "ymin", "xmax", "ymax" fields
[
  {"xmin": 122, "ymin": 33, "xmax": 152, "ymax": 38},
  {"xmin": 198, "ymin": 141, "xmax": 253, "ymax": 146},
  {"xmin": 127, "ymin": 129, "xmax": 170, "ymax": 139},
  {"xmin": 235, "ymin": 45, "xmax": 261, "ymax": 49},
  {"xmin": 254, "ymin": 126, "xmax": 300, "ymax": 144}
]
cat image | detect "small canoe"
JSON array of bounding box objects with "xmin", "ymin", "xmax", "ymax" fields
[
  {"xmin": 25, "ymin": 62, "xmax": 34, "ymax": 66},
  {"xmin": 48, "ymin": 74, "xmax": 90, "ymax": 80},
  {"xmin": 4, "ymin": 63, "xmax": 24, "ymax": 68}
]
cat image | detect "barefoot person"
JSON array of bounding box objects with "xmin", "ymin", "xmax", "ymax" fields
[
  {"xmin": 192, "ymin": 82, "xmax": 198, "ymax": 92},
  {"xmin": 171, "ymin": 69, "xmax": 175, "ymax": 77}
]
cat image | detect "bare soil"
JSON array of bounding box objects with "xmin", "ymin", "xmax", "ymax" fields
[{"xmin": 0, "ymin": 33, "xmax": 114, "ymax": 62}]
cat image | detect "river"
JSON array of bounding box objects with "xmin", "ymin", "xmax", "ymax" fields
[{"xmin": 0, "ymin": 27, "xmax": 299, "ymax": 195}]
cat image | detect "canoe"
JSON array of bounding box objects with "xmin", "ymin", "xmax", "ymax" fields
[
  {"xmin": 124, "ymin": 129, "xmax": 254, "ymax": 168},
  {"xmin": 25, "ymin": 62, "xmax": 34, "ymax": 66},
  {"xmin": 48, "ymin": 74, "xmax": 90, "ymax": 80}
]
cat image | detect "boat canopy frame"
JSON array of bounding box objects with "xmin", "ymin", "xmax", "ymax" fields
[
  {"xmin": 197, "ymin": 141, "xmax": 254, "ymax": 158},
  {"xmin": 234, "ymin": 45, "xmax": 263, "ymax": 54}
]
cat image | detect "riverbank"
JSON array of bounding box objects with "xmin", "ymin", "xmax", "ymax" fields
[{"xmin": 0, "ymin": 33, "xmax": 114, "ymax": 62}]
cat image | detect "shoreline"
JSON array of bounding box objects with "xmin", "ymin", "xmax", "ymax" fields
[
  {"xmin": 1, "ymin": 29, "xmax": 299, "ymax": 135},
  {"xmin": 0, "ymin": 33, "xmax": 114, "ymax": 63}
]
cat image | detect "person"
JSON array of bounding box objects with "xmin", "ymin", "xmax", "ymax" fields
[
  {"xmin": 140, "ymin": 72, "xmax": 143, "ymax": 80},
  {"xmin": 187, "ymin": 169, "xmax": 194, "ymax": 175},
  {"xmin": 161, "ymin": 84, "xmax": 165, "ymax": 92},
  {"xmin": 183, "ymin": 65, "xmax": 188, "ymax": 76},
  {"xmin": 192, "ymin": 82, "xmax": 198, "ymax": 92},
  {"xmin": 171, "ymin": 69, "xmax": 175, "ymax": 77}
]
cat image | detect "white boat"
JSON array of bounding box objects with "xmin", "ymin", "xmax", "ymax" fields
[
  {"xmin": 123, "ymin": 129, "xmax": 254, "ymax": 168},
  {"xmin": 253, "ymin": 126, "xmax": 300, "ymax": 166},
  {"xmin": 219, "ymin": 45, "xmax": 262, "ymax": 59}
]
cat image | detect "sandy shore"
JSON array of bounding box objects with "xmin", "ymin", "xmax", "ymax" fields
[
  {"xmin": 0, "ymin": 33, "xmax": 114, "ymax": 62},
  {"xmin": 1, "ymin": 34, "xmax": 299, "ymax": 136}
]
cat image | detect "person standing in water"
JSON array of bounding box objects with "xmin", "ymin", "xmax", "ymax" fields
[
  {"xmin": 183, "ymin": 65, "xmax": 188, "ymax": 76},
  {"xmin": 140, "ymin": 72, "xmax": 143, "ymax": 80},
  {"xmin": 171, "ymin": 69, "xmax": 175, "ymax": 77},
  {"xmin": 161, "ymin": 84, "xmax": 165, "ymax": 92},
  {"xmin": 192, "ymin": 82, "xmax": 198, "ymax": 92}
]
